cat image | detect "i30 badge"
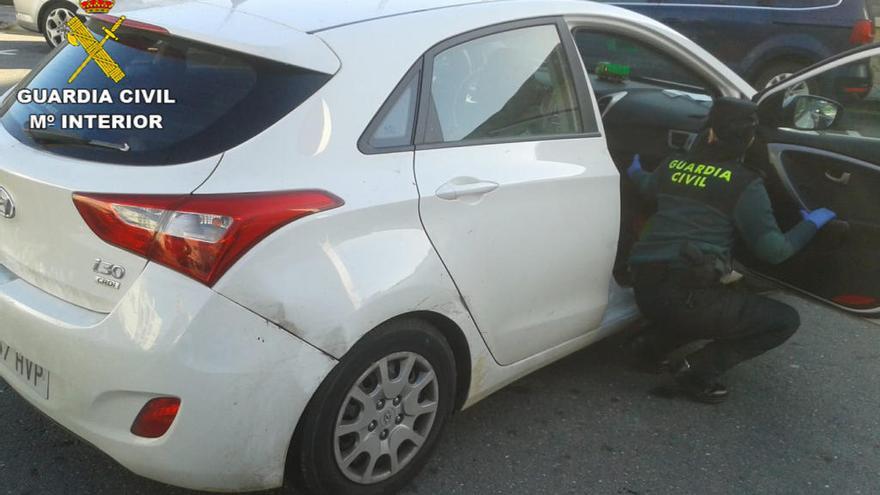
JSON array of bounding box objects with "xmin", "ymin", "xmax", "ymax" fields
[{"xmin": 0, "ymin": 187, "xmax": 15, "ymax": 219}]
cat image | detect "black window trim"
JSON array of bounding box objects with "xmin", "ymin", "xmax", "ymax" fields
[
  {"xmin": 413, "ymin": 16, "xmax": 603, "ymax": 152},
  {"xmin": 357, "ymin": 60, "xmax": 424, "ymax": 155}
]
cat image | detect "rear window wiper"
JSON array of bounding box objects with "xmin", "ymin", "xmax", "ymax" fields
[{"xmin": 24, "ymin": 128, "xmax": 130, "ymax": 152}]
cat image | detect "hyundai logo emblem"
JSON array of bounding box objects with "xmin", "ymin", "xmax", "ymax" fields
[{"xmin": 0, "ymin": 187, "xmax": 15, "ymax": 219}]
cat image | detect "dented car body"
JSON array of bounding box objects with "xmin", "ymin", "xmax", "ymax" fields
[{"xmin": 3, "ymin": 0, "xmax": 875, "ymax": 493}]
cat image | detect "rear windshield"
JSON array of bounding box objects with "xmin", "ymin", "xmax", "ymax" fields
[{"xmin": 0, "ymin": 18, "xmax": 331, "ymax": 165}]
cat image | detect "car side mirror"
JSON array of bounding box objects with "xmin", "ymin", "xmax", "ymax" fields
[{"xmin": 782, "ymin": 95, "xmax": 843, "ymax": 131}]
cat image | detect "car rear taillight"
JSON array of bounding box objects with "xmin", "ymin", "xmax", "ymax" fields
[
  {"xmin": 73, "ymin": 191, "xmax": 343, "ymax": 286},
  {"xmin": 850, "ymin": 19, "xmax": 875, "ymax": 45},
  {"xmin": 131, "ymin": 397, "xmax": 181, "ymax": 438},
  {"xmin": 843, "ymin": 85, "xmax": 871, "ymax": 96}
]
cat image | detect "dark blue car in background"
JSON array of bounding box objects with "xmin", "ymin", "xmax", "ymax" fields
[{"xmin": 603, "ymin": 0, "xmax": 877, "ymax": 92}]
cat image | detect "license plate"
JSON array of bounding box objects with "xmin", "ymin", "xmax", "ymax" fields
[{"xmin": 0, "ymin": 339, "xmax": 50, "ymax": 400}]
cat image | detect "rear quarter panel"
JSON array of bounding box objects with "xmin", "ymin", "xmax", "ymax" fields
[
  {"xmin": 197, "ymin": 0, "xmax": 683, "ymax": 407},
  {"xmin": 198, "ymin": 5, "xmax": 500, "ymax": 369},
  {"xmin": 197, "ymin": 2, "xmax": 595, "ymax": 357}
]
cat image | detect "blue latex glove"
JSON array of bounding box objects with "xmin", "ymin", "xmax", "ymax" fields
[
  {"xmin": 800, "ymin": 208, "xmax": 837, "ymax": 229},
  {"xmin": 627, "ymin": 154, "xmax": 643, "ymax": 179}
]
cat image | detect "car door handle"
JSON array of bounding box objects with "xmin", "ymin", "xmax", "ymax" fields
[
  {"xmin": 824, "ymin": 171, "xmax": 851, "ymax": 185},
  {"xmin": 435, "ymin": 178, "xmax": 500, "ymax": 200}
]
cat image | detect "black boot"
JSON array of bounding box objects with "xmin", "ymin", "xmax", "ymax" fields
[{"xmin": 669, "ymin": 359, "xmax": 729, "ymax": 404}]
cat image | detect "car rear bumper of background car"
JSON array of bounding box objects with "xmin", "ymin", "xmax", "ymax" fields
[
  {"xmin": 0, "ymin": 262, "xmax": 337, "ymax": 492},
  {"xmin": 14, "ymin": 12, "xmax": 38, "ymax": 32},
  {"xmin": 12, "ymin": 0, "xmax": 40, "ymax": 32}
]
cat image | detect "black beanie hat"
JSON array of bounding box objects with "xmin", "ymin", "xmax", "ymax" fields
[{"xmin": 708, "ymin": 97, "xmax": 759, "ymax": 146}]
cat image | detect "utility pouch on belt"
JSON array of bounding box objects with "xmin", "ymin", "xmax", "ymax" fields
[{"xmin": 678, "ymin": 242, "xmax": 724, "ymax": 287}]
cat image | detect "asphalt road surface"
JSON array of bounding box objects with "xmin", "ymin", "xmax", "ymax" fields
[
  {"xmin": 1, "ymin": 293, "xmax": 879, "ymax": 495},
  {"xmin": 0, "ymin": 11, "xmax": 48, "ymax": 93},
  {"xmin": 1, "ymin": 12, "xmax": 879, "ymax": 495}
]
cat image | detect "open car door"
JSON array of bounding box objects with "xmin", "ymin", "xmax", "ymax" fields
[{"xmin": 744, "ymin": 44, "xmax": 880, "ymax": 316}]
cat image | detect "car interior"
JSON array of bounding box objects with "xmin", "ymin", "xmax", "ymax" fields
[
  {"xmin": 571, "ymin": 28, "xmax": 721, "ymax": 285},
  {"xmin": 574, "ymin": 28, "xmax": 880, "ymax": 312},
  {"xmin": 426, "ymin": 24, "xmax": 585, "ymax": 143},
  {"xmin": 745, "ymin": 56, "xmax": 880, "ymax": 312}
]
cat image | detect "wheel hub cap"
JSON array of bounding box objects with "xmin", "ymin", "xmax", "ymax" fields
[
  {"xmin": 333, "ymin": 351, "xmax": 439, "ymax": 484},
  {"xmin": 381, "ymin": 409, "xmax": 394, "ymax": 427}
]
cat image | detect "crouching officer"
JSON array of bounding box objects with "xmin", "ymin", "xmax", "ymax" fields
[{"xmin": 626, "ymin": 97, "xmax": 836, "ymax": 404}]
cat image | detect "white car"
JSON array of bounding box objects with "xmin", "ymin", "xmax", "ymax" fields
[
  {"xmin": 12, "ymin": 0, "xmax": 79, "ymax": 47},
  {"xmin": 1, "ymin": 1, "xmax": 878, "ymax": 494}
]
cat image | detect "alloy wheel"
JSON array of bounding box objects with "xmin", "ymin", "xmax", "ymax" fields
[
  {"xmin": 45, "ymin": 8, "xmax": 73, "ymax": 47},
  {"xmin": 333, "ymin": 351, "xmax": 439, "ymax": 485}
]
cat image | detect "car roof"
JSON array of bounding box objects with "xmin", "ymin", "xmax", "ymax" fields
[
  {"xmin": 109, "ymin": 0, "xmax": 751, "ymax": 96},
  {"xmin": 110, "ymin": 0, "xmax": 633, "ymax": 36},
  {"xmin": 158, "ymin": 0, "xmax": 514, "ymax": 33},
  {"xmin": 107, "ymin": 0, "xmax": 600, "ymax": 72},
  {"xmin": 233, "ymin": 0, "xmax": 537, "ymax": 33}
]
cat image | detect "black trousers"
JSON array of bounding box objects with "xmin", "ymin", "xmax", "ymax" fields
[{"xmin": 632, "ymin": 266, "xmax": 800, "ymax": 380}]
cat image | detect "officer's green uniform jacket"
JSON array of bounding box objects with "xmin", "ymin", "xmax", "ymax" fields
[{"xmin": 629, "ymin": 146, "xmax": 818, "ymax": 268}]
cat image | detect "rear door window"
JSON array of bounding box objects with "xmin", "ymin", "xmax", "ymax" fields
[
  {"xmin": 0, "ymin": 18, "xmax": 331, "ymax": 165},
  {"xmin": 424, "ymin": 24, "xmax": 591, "ymax": 144}
]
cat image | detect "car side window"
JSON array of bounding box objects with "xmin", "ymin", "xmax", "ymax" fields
[
  {"xmin": 424, "ymin": 24, "xmax": 589, "ymax": 144},
  {"xmin": 774, "ymin": 55, "xmax": 880, "ymax": 139},
  {"xmin": 360, "ymin": 65, "xmax": 420, "ymax": 152},
  {"xmin": 573, "ymin": 30, "xmax": 710, "ymax": 93}
]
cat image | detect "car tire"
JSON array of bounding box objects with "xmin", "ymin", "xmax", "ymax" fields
[
  {"xmin": 752, "ymin": 60, "xmax": 816, "ymax": 96},
  {"xmin": 40, "ymin": 1, "xmax": 76, "ymax": 48},
  {"xmin": 288, "ymin": 317, "xmax": 457, "ymax": 495}
]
